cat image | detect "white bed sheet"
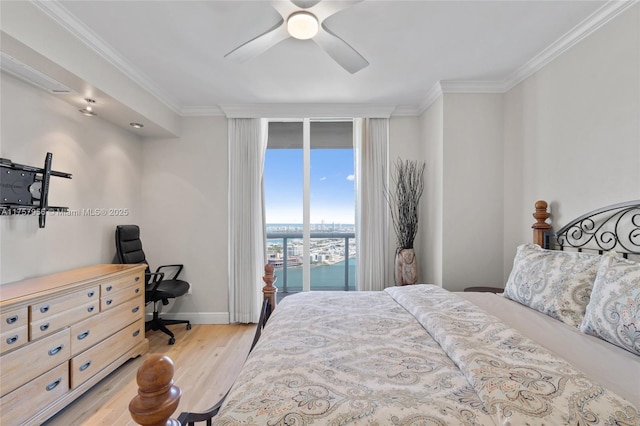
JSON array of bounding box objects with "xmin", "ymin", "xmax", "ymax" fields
[{"xmin": 459, "ymin": 292, "xmax": 640, "ymax": 407}]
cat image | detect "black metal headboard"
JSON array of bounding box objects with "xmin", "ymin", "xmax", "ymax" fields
[{"xmin": 543, "ymin": 200, "xmax": 640, "ymax": 257}]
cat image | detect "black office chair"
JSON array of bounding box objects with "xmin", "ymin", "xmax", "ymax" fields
[{"xmin": 115, "ymin": 225, "xmax": 191, "ymax": 345}]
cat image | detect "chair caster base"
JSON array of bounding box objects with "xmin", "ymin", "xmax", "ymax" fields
[
  {"xmin": 186, "ymin": 323, "xmax": 192, "ymax": 330},
  {"xmin": 168, "ymin": 337, "xmax": 176, "ymax": 345}
]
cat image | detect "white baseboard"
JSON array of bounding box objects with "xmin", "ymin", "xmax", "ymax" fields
[{"xmin": 145, "ymin": 312, "xmax": 230, "ymax": 324}]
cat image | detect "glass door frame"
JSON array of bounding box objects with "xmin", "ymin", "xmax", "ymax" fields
[{"xmin": 268, "ymin": 117, "xmax": 354, "ymax": 292}]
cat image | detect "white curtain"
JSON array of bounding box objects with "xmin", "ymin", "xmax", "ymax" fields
[
  {"xmin": 354, "ymin": 118, "xmax": 389, "ymax": 291},
  {"xmin": 228, "ymin": 118, "xmax": 268, "ymax": 323}
]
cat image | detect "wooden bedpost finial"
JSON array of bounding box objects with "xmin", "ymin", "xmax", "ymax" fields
[
  {"xmin": 129, "ymin": 354, "xmax": 181, "ymax": 426},
  {"xmin": 262, "ymin": 263, "xmax": 278, "ymax": 310},
  {"xmin": 532, "ymin": 200, "xmax": 551, "ymax": 247}
]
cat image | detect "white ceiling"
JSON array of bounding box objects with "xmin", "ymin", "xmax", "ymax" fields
[{"xmin": 33, "ymin": 0, "xmax": 617, "ymax": 117}]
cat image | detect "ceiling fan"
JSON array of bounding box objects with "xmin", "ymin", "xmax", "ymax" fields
[{"xmin": 225, "ymin": 0, "xmax": 369, "ymax": 74}]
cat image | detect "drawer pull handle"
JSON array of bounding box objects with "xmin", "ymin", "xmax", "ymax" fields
[
  {"xmin": 106, "ymin": 299, "xmax": 113, "ymax": 306},
  {"xmin": 135, "ymin": 288, "xmax": 140, "ymax": 294},
  {"xmin": 40, "ymin": 323, "xmax": 50, "ymax": 332},
  {"xmin": 6, "ymin": 335, "xmax": 19, "ymax": 345},
  {"xmin": 46, "ymin": 378, "xmax": 62, "ymax": 392},
  {"xmin": 106, "ymin": 285, "xmax": 113, "ymax": 292},
  {"xmin": 40, "ymin": 305, "xmax": 50, "ymax": 313},
  {"xmin": 79, "ymin": 361, "xmax": 92, "ymax": 372},
  {"xmin": 133, "ymin": 329, "xmax": 140, "ymax": 337},
  {"xmin": 135, "ymin": 276, "xmax": 140, "ymax": 282},
  {"xmin": 77, "ymin": 330, "xmax": 90, "ymax": 340},
  {"xmin": 88, "ymin": 290, "xmax": 95, "ymax": 297},
  {"xmin": 88, "ymin": 306, "xmax": 95, "ymax": 313},
  {"xmin": 132, "ymin": 306, "xmax": 140, "ymax": 313},
  {"xmin": 48, "ymin": 344, "xmax": 63, "ymax": 356},
  {"xmin": 6, "ymin": 315, "xmax": 18, "ymax": 325}
]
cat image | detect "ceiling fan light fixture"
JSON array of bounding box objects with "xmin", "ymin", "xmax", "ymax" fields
[{"xmin": 287, "ymin": 11, "xmax": 319, "ymax": 40}]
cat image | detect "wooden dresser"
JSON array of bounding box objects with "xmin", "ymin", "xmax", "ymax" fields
[{"xmin": 0, "ymin": 264, "xmax": 149, "ymax": 425}]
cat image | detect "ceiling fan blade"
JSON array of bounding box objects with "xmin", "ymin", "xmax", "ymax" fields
[
  {"xmin": 314, "ymin": 25, "xmax": 368, "ymax": 73},
  {"xmin": 225, "ymin": 19, "xmax": 289, "ymax": 62},
  {"xmin": 290, "ymin": 0, "xmax": 322, "ymax": 9},
  {"xmin": 311, "ymin": 0, "xmax": 363, "ymax": 22}
]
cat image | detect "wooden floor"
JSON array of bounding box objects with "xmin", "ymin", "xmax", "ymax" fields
[{"xmin": 43, "ymin": 324, "xmax": 256, "ymax": 426}]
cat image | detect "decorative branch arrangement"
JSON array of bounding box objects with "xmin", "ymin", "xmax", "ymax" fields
[{"xmin": 386, "ymin": 158, "xmax": 426, "ymax": 249}]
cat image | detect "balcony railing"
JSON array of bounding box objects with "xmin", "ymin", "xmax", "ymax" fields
[{"xmin": 266, "ymin": 232, "xmax": 355, "ymax": 293}]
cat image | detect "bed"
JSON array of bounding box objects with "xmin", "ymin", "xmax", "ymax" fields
[{"xmin": 131, "ymin": 200, "xmax": 640, "ymax": 425}]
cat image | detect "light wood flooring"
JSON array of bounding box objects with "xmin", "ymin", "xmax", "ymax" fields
[{"xmin": 43, "ymin": 324, "xmax": 256, "ymax": 426}]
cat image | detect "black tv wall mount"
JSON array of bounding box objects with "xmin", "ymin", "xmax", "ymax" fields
[{"xmin": 0, "ymin": 153, "xmax": 72, "ymax": 228}]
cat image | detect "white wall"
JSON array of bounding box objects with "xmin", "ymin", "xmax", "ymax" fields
[
  {"xmin": 503, "ymin": 3, "xmax": 640, "ymax": 281},
  {"xmin": 141, "ymin": 116, "xmax": 228, "ymax": 323},
  {"xmin": 418, "ymin": 97, "xmax": 443, "ymax": 286},
  {"xmin": 415, "ymin": 93, "xmax": 504, "ymax": 291},
  {"xmin": 442, "ymin": 94, "xmax": 504, "ymax": 291},
  {"xmin": 0, "ymin": 74, "xmax": 228, "ymax": 324},
  {"xmin": 415, "ymin": 6, "xmax": 640, "ymax": 289},
  {"xmin": 0, "ymin": 73, "xmax": 143, "ymax": 283}
]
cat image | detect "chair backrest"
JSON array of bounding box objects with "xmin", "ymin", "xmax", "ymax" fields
[
  {"xmin": 115, "ymin": 225, "xmax": 146, "ymax": 262},
  {"xmin": 115, "ymin": 225, "xmax": 151, "ymax": 277}
]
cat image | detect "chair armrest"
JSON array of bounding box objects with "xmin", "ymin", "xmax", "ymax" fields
[
  {"xmin": 155, "ymin": 264, "xmax": 184, "ymax": 280},
  {"xmin": 145, "ymin": 271, "xmax": 165, "ymax": 300}
]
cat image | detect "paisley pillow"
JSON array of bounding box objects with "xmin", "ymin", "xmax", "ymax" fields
[
  {"xmin": 504, "ymin": 244, "xmax": 600, "ymax": 328},
  {"xmin": 580, "ymin": 252, "xmax": 640, "ymax": 356}
]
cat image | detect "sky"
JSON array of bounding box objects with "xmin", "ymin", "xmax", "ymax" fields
[{"xmin": 264, "ymin": 148, "xmax": 355, "ymax": 225}]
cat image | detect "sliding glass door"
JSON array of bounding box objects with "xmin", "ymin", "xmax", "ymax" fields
[{"xmin": 265, "ymin": 119, "xmax": 355, "ymax": 294}]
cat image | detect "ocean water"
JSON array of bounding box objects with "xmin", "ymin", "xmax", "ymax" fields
[{"xmin": 275, "ymin": 258, "xmax": 356, "ymax": 292}]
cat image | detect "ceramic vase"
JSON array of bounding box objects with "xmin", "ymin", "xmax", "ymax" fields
[{"xmin": 395, "ymin": 248, "xmax": 418, "ymax": 285}]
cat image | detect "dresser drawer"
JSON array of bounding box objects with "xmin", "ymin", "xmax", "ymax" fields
[
  {"xmin": 30, "ymin": 286, "xmax": 99, "ymax": 322},
  {"xmin": 0, "ymin": 307, "xmax": 28, "ymax": 333},
  {"xmin": 0, "ymin": 264, "xmax": 147, "ymax": 426},
  {"xmin": 70, "ymin": 296, "xmax": 145, "ymax": 356},
  {"xmin": 0, "ymin": 328, "xmax": 70, "ymax": 397},
  {"xmin": 0, "ymin": 325, "xmax": 28, "ymax": 354},
  {"xmin": 70, "ymin": 318, "xmax": 145, "ymax": 389},
  {"xmin": 30, "ymin": 300, "xmax": 99, "ymax": 340},
  {"xmin": 101, "ymin": 271, "xmax": 143, "ymax": 295},
  {"xmin": 0, "ymin": 362, "xmax": 69, "ymax": 426},
  {"xmin": 101, "ymin": 282, "xmax": 143, "ymax": 311}
]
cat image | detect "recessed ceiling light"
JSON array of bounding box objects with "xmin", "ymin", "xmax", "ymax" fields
[
  {"xmin": 129, "ymin": 122, "xmax": 144, "ymax": 129},
  {"xmin": 79, "ymin": 98, "xmax": 96, "ymax": 116},
  {"xmin": 287, "ymin": 11, "xmax": 318, "ymax": 40}
]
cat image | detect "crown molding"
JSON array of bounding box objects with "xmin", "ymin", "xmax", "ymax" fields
[
  {"xmin": 31, "ymin": 0, "xmax": 183, "ymax": 115},
  {"xmin": 391, "ymin": 105, "xmax": 426, "ymax": 117},
  {"xmin": 415, "ymin": 81, "xmax": 443, "ymax": 114},
  {"xmin": 412, "ymin": 0, "xmax": 637, "ymax": 116},
  {"xmin": 31, "ymin": 0, "xmax": 636, "ymax": 119},
  {"xmin": 414, "ymin": 80, "xmax": 506, "ymax": 116},
  {"xmin": 439, "ymin": 80, "xmax": 507, "ymax": 93},
  {"xmin": 181, "ymin": 106, "xmax": 226, "ymax": 117},
  {"xmin": 502, "ymin": 0, "xmax": 637, "ymax": 92},
  {"xmin": 219, "ymin": 104, "xmax": 397, "ymax": 118}
]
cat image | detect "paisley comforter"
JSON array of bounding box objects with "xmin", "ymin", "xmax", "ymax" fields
[{"xmin": 215, "ymin": 285, "xmax": 639, "ymax": 425}]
